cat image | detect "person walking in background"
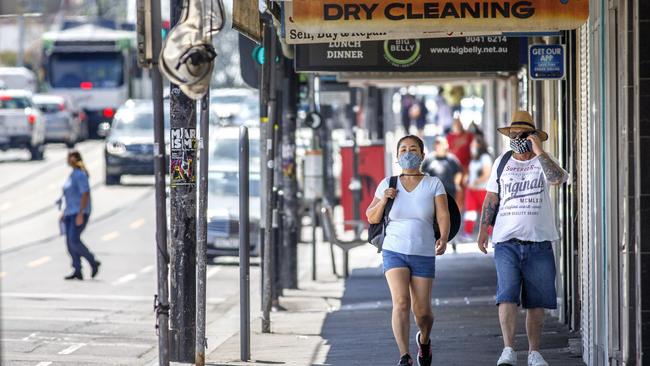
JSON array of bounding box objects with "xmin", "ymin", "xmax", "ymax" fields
[
  {"xmin": 434, "ymin": 87, "xmax": 453, "ymax": 134},
  {"xmin": 477, "ymin": 111, "xmax": 569, "ymax": 366},
  {"xmin": 366, "ymin": 135, "xmax": 450, "ymax": 366},
  {"xmin": 447, "ymin": 85, "xmax": 465, "ymax": 116},
  {"xmin": 401, "ymin": 92, "xmax": 416, "ymax": 134},
  {"xmin": 422, "ymin": 136, "xmax": 463, "ymax": 202},
  {"xmin": 60, "ymin": 150, "xmax": 100, "ymax": 280},
  {"xmin": 445, "ymin": 118, "xmax": 473, "ymax": 214},
  {"xmin": 461, "ymin": 135, "xmax": 493, "ymax": 240}
]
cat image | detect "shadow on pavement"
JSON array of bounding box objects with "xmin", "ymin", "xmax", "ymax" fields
[{"xmin": 320, "ymin": 253, "xmax": 584, "ymax": 366}]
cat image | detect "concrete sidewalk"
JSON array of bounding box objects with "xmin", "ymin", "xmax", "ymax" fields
[{"xmin": 206, "ymin": 244, "xmax": 584, "ymax": 366}]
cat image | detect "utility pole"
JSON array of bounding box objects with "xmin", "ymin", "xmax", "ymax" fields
[
  {"xmin": 169, "ymin": 0, "xmax": 197, "ymax": 361},
  {"xmin": 281, "ymin": 62, "xmax": 299, "ymax": 289},
  {"xmin": 260, "ymin": 15, "xmax": 277, "ymax": 334},
  {"xmin": 145, "ymin": 0, "xmax": 170, "ymax": 363}
]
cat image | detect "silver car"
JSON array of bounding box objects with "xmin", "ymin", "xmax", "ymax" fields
[
  {"xmin": 33, "ymin": 94, "xmax": 86, "ymax": 147},
  {"xmin": 0, "ymin": 90, "xmax": 45, "ymax": 160}
]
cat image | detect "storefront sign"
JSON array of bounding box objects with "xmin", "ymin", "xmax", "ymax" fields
[
  {"xmin": 529, "ymin": 44, "xmax": 565, "ymax": 79},
  {"xmin": 285, "ymin": 0, "xmax": 588, "ymax": 43},
  {"xmin": 295, "ymin": 36, "xmax": 524, "ymax": 72}
]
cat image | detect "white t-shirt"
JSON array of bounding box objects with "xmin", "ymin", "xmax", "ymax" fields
[
  {"xmin": 468, "ymin": 153, "xmax": 493, "ymax": 189},
  {"xmin": 486, "ymin": 153, "xmax": 560, "ymax": 243},
  {"xmin": 374, "ymin": 175, "xmax": 446, "ymax": 257}
]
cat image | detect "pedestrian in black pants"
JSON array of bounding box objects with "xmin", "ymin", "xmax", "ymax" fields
[{"xmin": 60, "ymin": 150, "xmax": 100, "ymax": 280}]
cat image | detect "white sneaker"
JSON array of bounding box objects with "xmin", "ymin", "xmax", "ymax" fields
[
  {"xmin": 497, "ymin": 347, "xmax": 517, "ymax": 366},
  {"xmin": 527, "ymin": 351, "xmax": 549, "ymax": 366}
]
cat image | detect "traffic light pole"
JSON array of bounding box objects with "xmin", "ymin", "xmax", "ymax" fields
[
  {"xmin": 169, "ymin": 0, "xmax": 197, "ymax": 361},
  {"xmin": 149, "ymin": 0, "xmax": 170, "ymax": 363},
  {"xmin": 260, "ymin": 16, "xmax": 275, "ymax": 334}
]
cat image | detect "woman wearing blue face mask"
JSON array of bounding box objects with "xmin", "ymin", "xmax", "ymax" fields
[{"xmin": 366, "ymin": 135, "xmax": 451, "ymax": 366}]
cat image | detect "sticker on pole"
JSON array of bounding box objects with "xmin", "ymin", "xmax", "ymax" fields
[
  {"xmin": 170, "ymin": 127, "xmax": 197, "ymax": 187},
  {"xmin": 529, "ymin": 44, "xmax": 565, "ymax": 80}
]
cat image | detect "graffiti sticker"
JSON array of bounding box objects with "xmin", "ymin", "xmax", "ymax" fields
[{"xmin": 170, "ymin": 127, "xmax": 197, "ymax": 187}]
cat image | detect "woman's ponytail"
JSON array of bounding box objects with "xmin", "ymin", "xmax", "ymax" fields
[{"xmin": 68, "ymin": 150, "xmax": 89, "ymax": 177}]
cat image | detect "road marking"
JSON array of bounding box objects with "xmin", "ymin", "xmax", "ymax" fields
[
  {"xmin": 101, "ymin": 231, "xmax": 120, "ymax": 241},
  {"xmin": 35, "ymin": 362, "xmax": 52, "ymax": 366},
  {"xmin": 1, "ymin": 292, "xmax": 225, "ymax": 304},
  {"xmin": 22, "ymin": 332, "xmax": 37, "ymax": 341},
  {"xmin": 129, "ymin": 218, "xmax": 146, "ymax": 229},
  {"xmin": 206, "ymin": 266, "xmax": 222, "ymax": 279},
  {"xmin": 58, "ymin": 343, "xmax": 86, "ymax": 355},
  {"xmin": 111, "ymin": 273, "xmax": 137, "ymax": 286},
  {"xmin": 27, "ymin": 256, "xmax": 51, "ymax": 268},
  {"xmin": 0, "ymin": 202, "xmax": 12, "ymax": 211},
  {"xmin": 139, "ymin": 265, "xmax": 154, "ymax": 274}
]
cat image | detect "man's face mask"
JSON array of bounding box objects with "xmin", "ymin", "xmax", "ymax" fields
[{"xmin": 509, "ymin": 131, "xmax": 535, "ymax": 154}]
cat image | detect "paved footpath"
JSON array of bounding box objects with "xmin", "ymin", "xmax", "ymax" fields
[{"xmin": 206, "ymin": 243, "xmax": 584, "ymax": 366}]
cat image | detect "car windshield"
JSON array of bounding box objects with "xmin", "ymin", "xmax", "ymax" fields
[
  {"xmin": 49, "ymin": 52, "xmax": 124, "ymax": 88},
  {"xmin": 0, "ymin": 96, "xmax": 31, "ymax": 109},
  {"xmin": 112, "ymin": 107, "xmax": 170, "ymax": 132},
  {"xmin": 208, "ymin": 171, "xmax": 261, "ymax": 197},
  {"xmin": 211, "ymin": 136, "xmax": 260, "ymax": 161},
  {"xmin": 35, "ymin": 102, "xmax": 62, "ymax": 114}
]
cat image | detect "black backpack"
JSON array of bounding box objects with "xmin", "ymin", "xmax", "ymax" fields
[{"xmin": 490, "ymin": 151, "xmax": 514, "ymax": 226}]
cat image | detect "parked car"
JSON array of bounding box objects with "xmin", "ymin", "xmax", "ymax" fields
[
  {"xmin": 0, "ymin": 90, "xmax": 45, "ymax": 160},
  {"xmin": 206, "ymin": 126, "xmax": 261, "ymax": 258},
  {"xmin": 33, "ymin": 94, "xmax": 86, "ymax": 147},
  {"xmin": 102, "ymin": 99, "xmax": 169, "ymax": 185},
  {"xmin": 209, "ymin": 88, "xmax": 257, "ymax": 126},
  {"xmin": 0, "ymin": 67, "xmax": 38, "ymax": 93}
]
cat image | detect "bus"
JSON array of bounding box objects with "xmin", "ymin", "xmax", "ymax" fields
[{"xmin": 42, "ymin": 20, "xmax": 146, "ymax": 138}]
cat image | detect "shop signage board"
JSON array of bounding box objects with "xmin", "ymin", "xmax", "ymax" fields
[
  {"xmin": 529, "ymin": 44, "xmax": 565, "ymax": 79},
  {"xmin": 284, "ymin": 0, "xmax": 589, "ymax": 44},
  {"xmin": 295, "ymin": 36, "xmax": 524, "ymax": 73}
]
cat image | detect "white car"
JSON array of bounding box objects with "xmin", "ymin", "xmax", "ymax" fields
[
  {"xmin": 0, "ymin": 90, "xmax": 45, "ymax": 160},
  {"xmin": 33, "ymin": 94, "xmax": 86, "ymax": 147},
  {"xmin": 0, "ymin": 67, "xmax": 38, "ymax": 93}
]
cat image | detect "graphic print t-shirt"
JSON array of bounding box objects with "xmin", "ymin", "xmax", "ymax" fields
[{"xmin": 486, "ymin": 153, "xmax": 559, "ymax": 243}]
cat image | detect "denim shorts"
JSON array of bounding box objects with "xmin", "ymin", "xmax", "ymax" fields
[
  {"xmin": 493, "ymin": 240, "xmax": 557, "ymax": 309},
  {"xmin": 382, "ymin": 249, "xmax": 436, "ymax": 278}
]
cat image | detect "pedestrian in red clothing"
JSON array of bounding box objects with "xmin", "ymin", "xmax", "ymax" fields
[
  {"xmin": 462, "ymin": 135, "xmax": 493, "ymax": 239},
  {"xmin": 445, "ymin": 119, "xmax": 473, "ymax": 213}
]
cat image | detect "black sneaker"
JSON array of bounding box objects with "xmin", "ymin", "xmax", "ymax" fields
[
  {"xmin": 64, "ymin": 271, "xmax": 83, "ymax": 280},
  {"xmin": 91, "ymin": 261, "xmax": 101, "ymax": 278},
  {"xmin": 416, "ymin": 331, "xmax": 432, "ymax": 366},
  {"xmin": 398, "ymin": 354, "xmax": 413, "ymax": 366}
]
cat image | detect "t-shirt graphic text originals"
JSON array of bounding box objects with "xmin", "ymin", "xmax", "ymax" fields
[{"xmin": 486, "ymin": 154, "xmax": 559, "ymax": 243}]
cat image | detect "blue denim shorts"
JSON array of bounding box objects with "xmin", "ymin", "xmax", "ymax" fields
[
  {"xmin": 493, "ymin": 240, "xmax": 557, "ymax": 309},
  {"xmin": 382, "ymin": 249, "xmax": 436, "ymax": 278}
]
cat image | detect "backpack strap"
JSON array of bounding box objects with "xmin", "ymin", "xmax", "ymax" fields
[
  {"xmin": 496, "ymin": 151, "xmax": 514, "ymax": 200},
  {"xmin": 383, "ymin": 176, "xmax": 398, "ymax": 222}
]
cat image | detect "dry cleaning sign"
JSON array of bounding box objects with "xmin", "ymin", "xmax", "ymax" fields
[{"xmin": 286, "ymin": 0, "xmax": 589, "ymax": 36}]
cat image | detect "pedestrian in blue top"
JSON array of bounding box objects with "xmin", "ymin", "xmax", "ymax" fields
[{"xmin": 60, "ymin": 150, "xmax": 100, "ymax": 280}]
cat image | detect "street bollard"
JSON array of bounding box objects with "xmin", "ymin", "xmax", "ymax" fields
[
  {"xmin": 239, "ymin": 126, "xmax": 251, "ymax": 361},
  {"xmin": 311, "ymin": 200, "xmax": 318, "ymax": 281}
]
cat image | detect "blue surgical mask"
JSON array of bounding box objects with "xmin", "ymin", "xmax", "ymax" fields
[{"xmin": 398, "ymin": 151, "xmax": 423, "ymax": 169}]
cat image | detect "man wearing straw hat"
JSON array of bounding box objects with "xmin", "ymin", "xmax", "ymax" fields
[{"xmin": 477, "ymin": 111, "xmax": 568, "ymax": 366}]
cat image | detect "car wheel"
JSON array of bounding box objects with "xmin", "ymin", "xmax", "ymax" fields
[
  {"xmin": 105, "ymin": 173, "xmax": 121, "ymax": 185},
  {"xmin": 29, "ymin": 144, "xmax": 44, "ymax": 161}
]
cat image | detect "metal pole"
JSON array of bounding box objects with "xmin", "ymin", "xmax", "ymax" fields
[
  {"xmin": 281, "ymin": 63, "xmax": 299, "ymax": 290},
  {"xmin": 17, "ymin": 14, "xmax": 25, "ymax": 67},
  {"xmin": 311, "ymin": 200, "xmax": 317, "ymax": 281},
  {"xmin": 169, "ymin": 0, "xmax": 197, "ymax": 360},
  {"xmin": 239, "ymin": 126, "xmax": 251, "ymax": 362},
  {"xmin": 261, "ymin": 16, "xmax": 277, "ymax": 334},
  {"xmin": 195, "ymin": 91, "xmax": 209, "ymax": 366},
  {"xmin": 150, "ymin": 0, "xmax": 170, "ymax": 363}
]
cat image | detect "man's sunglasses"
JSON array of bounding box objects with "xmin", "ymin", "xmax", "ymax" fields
[{"xmin": 509, "ymin": 131, "xmax": 535, "ymax": 139}]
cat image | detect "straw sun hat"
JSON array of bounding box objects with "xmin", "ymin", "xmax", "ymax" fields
[{"xmin": 497, "ymin": 111, "xmax": 548, "ymax": 141}]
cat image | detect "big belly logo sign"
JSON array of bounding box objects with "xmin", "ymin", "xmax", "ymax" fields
[{"xmin": 383, "ymin": 39, "xmax": 421, "ymax": 67}]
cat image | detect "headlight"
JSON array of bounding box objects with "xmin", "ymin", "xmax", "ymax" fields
[{"xmin": 106, "ymin": 141, "xmax": 127, "ymax": 155}]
